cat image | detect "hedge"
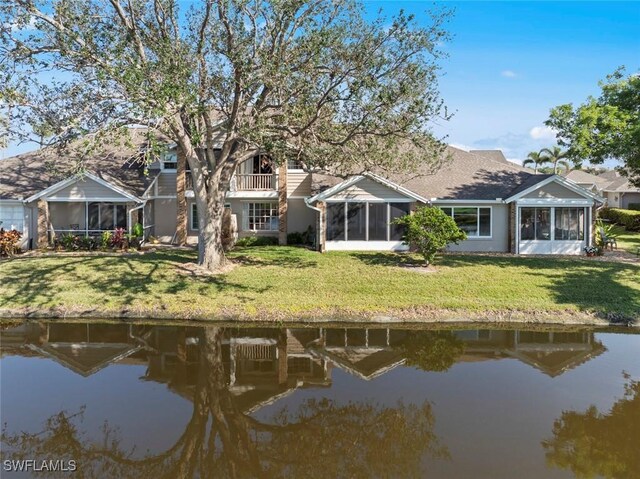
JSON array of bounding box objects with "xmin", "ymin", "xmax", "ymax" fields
[
  {"xmin": 628, "ymin": 203, "xmax": 640, "ymax": 211},
  {"xmin": 599, "ymin": 208, "xmax": 640, "ymax": 231}
]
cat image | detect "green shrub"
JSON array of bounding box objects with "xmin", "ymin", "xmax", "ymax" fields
[
  {"xmin": 595, "ymin": 219, "xmax": 618, "ymax": 247},
  {"xmin": 392, "ymin": 206, "xmax": 467, "ymax": 265},
  {"xmin": 628, "ymin": 203, "xmax": 640, "ymax": 211},
  {"xmin": 287, "ymin": 232, "xmax": 305, "ymax": 245},
  {"xmin": 100, "ymin": 231, "xmax": 112, "ymax": 249},
  {"xmin": 132, "ymin": 222, "xmax": 144, "ymax": 237},
  {"xmin": 60, "ymin": 233, "xmax": 79, "ymax": 250},
  {"xmin": 235, "ymin": 236, "xmax": 279, "ymax": 247},
  {"xmin": 599, "ymin": 208, "xmax": 640, "ymax": 231}
]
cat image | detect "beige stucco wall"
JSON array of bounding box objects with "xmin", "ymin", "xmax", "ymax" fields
[
  {"xmin": 48, "ymin": 177, "xmax": 129, "ymax": 200},
  {"xmin": 330, "ymin": 178, "xmax": 411, "ymax": 201},
  {"xmin": 523, "ymin": 182, "xmax": 583, "ymax": 199},
  {"xmin": 287, "ymin": 198, "xmax": 316, "ymax": 234},
  {"xmin": 433, "ymin": 203, "xmax": 510, "ymax": 252},
  {"xmin": 153, "ymin": 197, "xmax": 177, "ymax": 240},
  {"xmin": 287, "ymin": 172, "xmax": 312, "ymax": 197},
  {"xmin": 621, "ymin": 192, "xmax": 640, "ymax": 209}
]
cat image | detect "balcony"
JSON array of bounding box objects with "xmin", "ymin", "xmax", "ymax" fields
[{"xmin": 234, "ymin": 174, "xmax": 276, "ymax": 191}]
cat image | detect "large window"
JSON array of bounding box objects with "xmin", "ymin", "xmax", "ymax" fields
[
  {"xmin": 244, "ymin": 202, "xmax": 279, "ymax": 231},
  {"xmin": 88, "ymin": 203, "xmax": 127, "ymax": 231},
  {"xmin": 554, "ymin": 208, "xmax": 584, "ymax": 241},
  {"xmin": 520, "ymin": 207, "xmax": 551, "ymax": 241},
  {"xmin": 162, "ymin": 152, "xmax": 178, "ymax": 170},
  {"xmin": 440, "ymin": 207, "xmax": 491, "ymax": 238},
  {"xmin": 325, "ymin": 202, "xmax": 410, "ymax": 241}
]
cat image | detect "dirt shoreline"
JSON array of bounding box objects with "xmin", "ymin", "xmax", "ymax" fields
[{"xmin": 1, "ymin": 306, "xmax": 637, "ymax": 328}]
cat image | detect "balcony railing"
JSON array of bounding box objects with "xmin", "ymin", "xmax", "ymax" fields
[{"xmin": 235, "ymin": 174, "xmax": 275, "ymax": 191}]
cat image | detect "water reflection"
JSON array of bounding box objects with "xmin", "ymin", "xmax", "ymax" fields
[{"xmin": 0, "ymin": 321, "xmax": 634, "ymax": 478}]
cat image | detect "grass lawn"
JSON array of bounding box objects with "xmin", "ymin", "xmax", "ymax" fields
[
  {"xmin": 611, "ymin": 225, "xmax": 640, "ymax": 254},
  {"xmin": 0, "ymin": 247, "xmax": 638, "ymax": 322}
]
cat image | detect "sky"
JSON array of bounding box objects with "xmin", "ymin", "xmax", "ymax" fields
[{"xmin": 3, "ymin": 1, "xmax": 639, "ymax": 166}]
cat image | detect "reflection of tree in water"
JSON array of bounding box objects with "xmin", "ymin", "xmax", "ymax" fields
[
  {"xmin": 1, "ymin": 327, "xmax": 447, "ymax": 479},
  {"xmin": 542, "ymin": 373, "xmax": 640, "ymax": 479},
  {"xmin": 398, "ymin": 331, "xmax": 465, "ymax": 372}
]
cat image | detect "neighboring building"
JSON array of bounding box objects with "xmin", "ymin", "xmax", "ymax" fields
[
  {"xmin": 564, "ymin": 169, "xmax": 640, "ymax": 209},
  {"xmin": 0, "ymin": 129, "xmax": 603, "ymax": 255}
]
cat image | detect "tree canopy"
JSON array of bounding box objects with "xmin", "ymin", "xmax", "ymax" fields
[
  {"xmin": 545, "ymin": 67, "xmax": 640, "ymax": 186},
  {"xmin": 1, "ymin": 0, "xmax": 453, "ymax": 269}
]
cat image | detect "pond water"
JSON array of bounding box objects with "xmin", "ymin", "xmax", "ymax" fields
[{"xmin": 1, "ymin": 321, "xmax": 639, "ymax": 478}]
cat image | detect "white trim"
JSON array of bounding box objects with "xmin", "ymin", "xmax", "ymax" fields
[
  {"xmin": 227, "ymin": 191, "xmax": 278, "ymax": 199},
  {"xmin": 325, "ymin": 240, "xmax": 409, "ymax": 251},
  {"xmin": 307, "ymin": 173, "xmax": 428, "ymax": 204},
  {"xmin": 148, "ymin": 195, "xmax": 177, "ymax": 199},
  {"xmin": 142, "ymin": 176, "xmax": 158, "ymax": 199},
  {"xmin": 46, "ymin": 197, "xmax": 135, "ymax": 203},
  {"xmin": 515, "ymin": 198, "xmax": 593, "ymax": 206},
  {"xmin": 0, "ymin": 199, "xmax": 25, "ymax": 204},
  {"xmin": 505, "ymin": 175, "xmax": 604, "ymax": 203},
  {"xmin": 25, "ymin": 172, "xmax": 142, "ymax": 203},
  {"xmin": 325, "ymin": 198, "xmax": 413, "ymax": 203}
]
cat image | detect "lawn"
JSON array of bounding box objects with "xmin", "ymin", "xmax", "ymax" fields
[
  {"xmin": 0, "ymin": 247, "xmax": 638, "ymax": 322},
  {"xmin": 611, "ymin": 225, "xmax": 640, "ymax": 254}
]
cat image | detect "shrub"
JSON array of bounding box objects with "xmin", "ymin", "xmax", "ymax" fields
[
  {"xmin": 111, "ymin": 228, "xmax": 127, "ymax": 249},
  {"xmin": 287, "ymin": 231, "xmax": 305, "ymax": 245},
  {"xmin": 0, "ymin": 229, "xmax": 22, "ymax": 256},
  {"xmin": 393, "ymin": 206, "xmax": 467, "ymax": 265},
  {"xmin": 132, "ymin": 222, "xmax": 144, "ymax": 237},
  {"xmin": 628, "ymin": 203, "xmax": 640, "ymax": 211},
  {"xmin": 235, "ymin": 236, "xmax": 279, "ymax": 247},
  {"xmin": 595, "ymin": 219, "xmax": 618, "ymax": 247},
  {"xmin": 100, "ymin": 231, "xmax": 113, "ymax": 249},
  {"xmin": 599, "ymin": 208, "xmax": 640, "ymax": 231},
  {"xmin": 78, "ymin": 236, "xmax": 97, "ymax": 251},
  {"xmin": 60, "ymin": 233, "xmax": 79, "ymax": 251}
]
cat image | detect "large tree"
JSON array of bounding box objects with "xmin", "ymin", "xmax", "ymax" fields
[
  {"xmin": 0, "ymin": 0, "xmax": 451, "ymax": 270},
  {"xmin": 545, "ymin": 67, "xmax": 640, "ymax": 186}
]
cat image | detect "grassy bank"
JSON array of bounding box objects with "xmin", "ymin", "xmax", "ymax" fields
[{"xmin": 0, "ymin": 247, "xmax": 638, "ymax": 323}]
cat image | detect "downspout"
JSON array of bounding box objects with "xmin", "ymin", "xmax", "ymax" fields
[
  {"xmin": 128, "ymin": 201, "xmax": 146, "ymax": 235},
  {"xmin": 304, "ymin": 198, "xmax": 323, "ymax": 252}
]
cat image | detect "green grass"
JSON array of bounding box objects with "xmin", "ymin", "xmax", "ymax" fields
[
  {"xmin": 611, "ymin": 225, "xmax": 640, "ymax": 254},
  {"xmin": 0, "ymin": 247, "xmax": 638, "ymax": 321}
]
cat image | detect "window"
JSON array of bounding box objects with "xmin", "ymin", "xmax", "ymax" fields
[
  {"xmin": 440, "ymin": 206, "xmax": 492, "ymax": 238},
  {"xmin": 287, "ymin": 159, "xmax": 304, "ymax": 170},
  {"xmin": 389, "ymin": 203, "xmax": 410, "ymax": 240},
  {"xmin": 555, "ymin": 208, "xmax": 584, "ymax": 241},
  {"xmin": 520, "ymin": 207, "xmax": 551, "ymax": 241},
  {"xmin": 244, "ymin": 202, "xmax": 279, "ymax": 231},
  {"xmin": 346, "ymin": 203, "xmax": 366, "ymax": 240},
  {"xmin": 191, "ymin": 204, "xmax": 199, "ymax": 230},
  {"xmin": 325, "ymin": 201, "xmax": 410, "ymax": 241},
  {"xmin": 88, "ymin": 203, "xmax": 127, "ymax": 231},
  {"xmin": 326, "ymin": 203, "xmax": 345, "ymax": 241},
  {"xmin": 368, "ymin": 203, "xmax": 388, "ymax": 241},
  {"xmin": 162, "ymin": 152, "xmax": 178, "ymax": 170}
]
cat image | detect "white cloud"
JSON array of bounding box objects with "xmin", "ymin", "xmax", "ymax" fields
[
  {"xmin": 501, "ymin": 70, "xmax": 517, "ymax": 78},
  {"xmin": 529, "ymin": 125, "xmax": 557, "ymax": 141}
]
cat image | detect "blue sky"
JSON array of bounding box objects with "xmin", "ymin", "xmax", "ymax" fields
[
  {"xmin": 3, "ymin": 1, "xmax": 639, "ymax": 166},
  {"xmin": 362, "ymin": 1, "xmax": 639, "ymax": 164}
]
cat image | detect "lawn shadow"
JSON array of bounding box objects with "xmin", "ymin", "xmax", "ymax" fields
[
  {"xmin": 350, "ymin": 252, "xmax": 425, "ymax": 267},
  {"xmin": 231, "ymin": 247, "xmax": 318, "ymax": 269}
]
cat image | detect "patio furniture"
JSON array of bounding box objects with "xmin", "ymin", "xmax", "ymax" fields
[{"xmin": 598, "ymin": 227, "xmax": 617, "ymax": 251}]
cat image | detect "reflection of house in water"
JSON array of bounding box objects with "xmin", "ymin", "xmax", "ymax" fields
[
  {"xmin": 455, "ymin": 330, "xmax": 607, "ymax": 377},
  {"xmin": 1, "ymin": 323, "xmax": 608, "ymax": 411}
]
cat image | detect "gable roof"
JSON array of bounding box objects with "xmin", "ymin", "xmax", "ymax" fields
[
  {"xmin": 564, "ymin": 169, "xmax": 640, "ymax": 193},
  {"xmin": 469, "ymin": 150, "xmax": 509, "ymax": 164},
  {"xmin": 0, "ymin": 128, "xmax": 161, "ymax": 201},
  {"xmin": 505, "ymin": 174, "xmax": 604, "ymax": 202}
]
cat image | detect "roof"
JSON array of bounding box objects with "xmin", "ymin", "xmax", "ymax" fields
[
  {"xmin": 469, "ymin": 150, "xmax": 509, "ymax": 164},
  {"xmin": 563, "ymin": 169, "xmax": 640, "ymax": 193},
  {"xmin": 564, "ymin": 170, "xmax": 612, "ymax": 190},
  {"xmin": 310, "ymin": 146, "xmax": 546, "ymax": 201},
  {"xmin": 0, "ymin": 128, "xmax": 162, "ymax": 200}
]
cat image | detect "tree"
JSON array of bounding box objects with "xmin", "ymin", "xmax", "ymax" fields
[
  {"xmin": 523, "ymin": 150, "xmax": 549, "ymax": 174},
  {"xmin": 542, "ymin": 374, "xmax": 640, "ymax": 479},
  {"xmin": 546, "ymin": 67, "xmax": 640, "ymax": 186},
  {"xmin": 397, "ymin": 330, "xmax": 465, "ymax": 372},
  {"xmin": 393, "ymin": 206, "xmax": 466, "ymax": 266},
  {"xmin": 540, "ymin": 146, "xmax": 571, "ymax": 174},
  {"xmin": 0, "ymin": 0, "xmax": 452, "ymax": 271}
]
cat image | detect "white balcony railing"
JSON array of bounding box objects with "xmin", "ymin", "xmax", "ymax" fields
[{"xmin": 235, "ymin": 174, "xmax": 275, "ymax": 191}]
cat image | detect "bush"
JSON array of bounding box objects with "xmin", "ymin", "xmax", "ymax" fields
[
  {"xmin": 628, "ymin": 203, "xmax": 640, "ymax": 211},
  {"xmin": 0, "ymin": 229, "xmax": 22, "ymax": 256},
  {"xmin": 287, "ymin": 231, "xmax": 305, "ymax": 245},
  {"xmin": 100, "ymin": 231, "xmax": 113, "ymax": 249},
  {"xmin": 59, "ymin": 233, "xmax": 79, "ymax": 251},
  {"xmin": 235, "ymin": 236, "xmax": 279, "ymax": 247},
  {"xmin": 393, "ymin": 206, "xmax": 467, "ymax": 265},
  {"xmin": 599, "ymin": 208, "xmax": 640, "ymax": 231},
  {"xmin": 111, "ymin": 228, "xmax": 127, "ymax": 249},
  {"xmin": 132, "ymin": 222, "xmax": 144, "ymax": 237}
]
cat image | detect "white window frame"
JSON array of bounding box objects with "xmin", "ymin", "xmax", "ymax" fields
[
  {"xmin": 190, "ymin": 203, "xmax": 199, "ymax": 230},
  {"xmin": 88, "ymin": 202, "xmax": 128, "ymax": 231},
  {"xmin": 241, "ymin": 201, "xmax": 279, "ymax": 232},
  {"xmin": 440, "ymin": 206, "xmax": 492, "ymax": 239}
]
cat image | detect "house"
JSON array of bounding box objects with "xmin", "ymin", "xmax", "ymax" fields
[
  {"xmin": 564, "ymin": 169, "xmax": 640, "ymax": 209},
  {"xmin": 0, "ymin": 129, "xmax": 603, "ymax": 255}
]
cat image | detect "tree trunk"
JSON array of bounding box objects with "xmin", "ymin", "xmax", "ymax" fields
[{"xmin": 197, "ymin": 176, "xmax": 230, "ymax": 271}]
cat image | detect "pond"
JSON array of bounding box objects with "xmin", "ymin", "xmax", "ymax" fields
[{"xmin": 1, "ymin": 321, "xmax": 639, "ymax": 478}]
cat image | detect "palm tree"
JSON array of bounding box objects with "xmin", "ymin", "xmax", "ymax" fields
[
  {"xmin": 540, "ymin": 146, "xmax": 571, "ymax": 174},
  {"xmin": 523, "ymin": 151, "xmax": 549, "ymax": 174}
]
